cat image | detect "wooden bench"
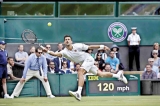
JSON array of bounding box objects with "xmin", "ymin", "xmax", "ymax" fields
[{"xmin": 124, "ymin": 71, "xmax": 143, "ymax": 76}]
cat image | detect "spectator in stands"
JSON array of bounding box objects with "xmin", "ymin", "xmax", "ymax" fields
[
  {"xmin": 142, "ymin": 64, "xmax": 157, "ymax": 79},
  {"xmin": 15, "ymin": 45, "xmax": 28, "ymax": 64},
  {"xmin": 60, "ymin": 61, "xmax": 72, "ymax": 74},
  {"xmin": 7, "ymin": 57, "xmax": 20, "ymax": 80},
  {"xmin": 44, "ymin": 44, "xmax": 55, "ymax": 63},
  {"xmin": 105, "ymin": 51, "xmax": 120, "ymax": 74},
  {"xmin": 144, "ymin": 58, "xmax": 159, "ymax": 76},
  {"xmin": 72, "ymin": 63, "xmax": 80, "ymax": 74},
  {"xmin": 54, "ymin": 56, "xmax": 70, "ymax": 70},
  {"xmin": 95, "ymin": 53, "xmax": 105, "ymax": 71},
  {"xmin": 152, "ymin": 50, "xmax": 160, "ymax": 68},
  {"xmin": 127, "ymin": 27, "xmax": 141, "ymax": 71},
  {"xmin": 94, "ymin": 61, "xmax": 102, "ymax": 71},
  {"xmin": 111, "ymin": 44, "xmax": 124, "ymax": 70},
  {"xmin": 103, "ymin": 63, "xmax": 112, "ymax": 72},
  {"xmin": 86, "ymin": 49, "xmax": 94, "ymax": 58},
  {"xmin": 150, "ymin": 43, "xmax": 160, "ymax": 58},
  {"xmin": 95, "ymin": 48, "xmax": 107, "ymax": 61},
  {"xmin": 47, "ymin": 61, "xmax": 59, "ymax": 73},
  {"xmin": 0, "ymin": 41, "xmax": 10, "ymax": 98},
  {"xmin": 28, "ymin": 46, "xmax": 36, "ymax": 55},
  {"xmin": 55, "ymin": 43, "xmax": 63, "ymax": 53},
  {"xmin": 10, "ymin": 47, "xmax": 55, "ymax": 98}
]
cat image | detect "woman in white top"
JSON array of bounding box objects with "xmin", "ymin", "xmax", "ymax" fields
[
  {"xmin": 151, "ymin": 43, "xmax": 160, "ymax": 58},
  {"xmin": 127, "ymin": 27, "xmax": 141, "ymax": 71},
  {"xmin": 152, "ymin": 50, "xmax": 160, "ymax": 68}
]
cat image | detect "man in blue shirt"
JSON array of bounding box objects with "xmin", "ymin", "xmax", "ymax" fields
[
  {"xmin": 10, "ymin": 47, "xmax": 55, "ymax": 98},
  {"xmin": 105, "ymin": 51, "xmax": 120, "ymax": 74}
]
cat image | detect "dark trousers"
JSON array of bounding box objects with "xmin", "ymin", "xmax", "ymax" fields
[{"xmin": 129, "ymin": 45, "xmax": 140, "ymax": 71}]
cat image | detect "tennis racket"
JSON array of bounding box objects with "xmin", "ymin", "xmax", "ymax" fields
[{"xmin": 21, "ymin": 29, "xmax": 46, "ymax": 49}]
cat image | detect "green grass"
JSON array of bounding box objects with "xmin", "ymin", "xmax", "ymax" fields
[{"xmin": 0, "ymin": 96, "xmax": 160, "ymax": 106}]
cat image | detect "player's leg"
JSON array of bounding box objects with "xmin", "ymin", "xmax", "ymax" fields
[
  {"xmin": 69, "ymin": 68, "xmax": 86, "ymax": 101},
  {"xmin": 69, "ymin": 56, "xmax": 94, "ymax": 101},
  {"xmin": 34, "ymin": 71, "xmax": 55, "ymax": 98},
  {"xmin": 10, "ymin": 70, "xmax": 33, "ymax": 98},
  {"xmin": 89, "ymin": 65, "xmax": 128, "ymax": 84}
]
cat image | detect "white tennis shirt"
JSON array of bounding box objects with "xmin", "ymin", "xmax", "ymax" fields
[{"xmin": 60, "ymin": 43, "xmax": 90, "ymax": 63}]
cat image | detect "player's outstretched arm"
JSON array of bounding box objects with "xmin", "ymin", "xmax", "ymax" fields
[
  {"xmin": 88, "ymin": 45, "xmax": 110, "ymax": 51},
  {"xmin": 47, "ymin": 51, "xmax": 62, "ymax": 57},
  {"xmin": 42, "ymin": 47, "xmax": 62, "ymax": 57}
]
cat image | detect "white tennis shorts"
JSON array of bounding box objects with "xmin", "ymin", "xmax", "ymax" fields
[{"xmin": 80, "ymin": 56, "xmax": 98, "ymax": 75}]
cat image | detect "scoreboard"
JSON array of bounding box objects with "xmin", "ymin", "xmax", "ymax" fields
[{"xmin": 86, "ymin": 74, "xmax": 140, "ymax": 96}]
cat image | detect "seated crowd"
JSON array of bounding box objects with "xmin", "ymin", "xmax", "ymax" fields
[{"xmin": 3, "ymin": 42, "xmax": 160, "ymax": 80}]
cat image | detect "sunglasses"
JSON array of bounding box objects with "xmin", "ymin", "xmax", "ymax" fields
[
  {"xmin": 46, "ymin": 47, "xmax": 51, "ymax": 48},
  {"xmin": 153, "ymin": 53, "xmax": 158, "ymax": 55},
  {"xmin": 38, "ymin": 52, "xmax": 43, "ymax": 54},
  {"xmin": 149, "ymin": 61, "xmax": 154, "ymax": 62},
  {"xmin": 98, "ymin": 55, "xmax": 102, "ymax": 56},
  {"xmin": 94, "ymin": 64, "xmax": 98, "ymax": 65},
  {"xmin": 63, "ymin": 63, "xmax": 67, "ymax": 65}
]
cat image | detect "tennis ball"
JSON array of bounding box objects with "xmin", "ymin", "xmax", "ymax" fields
[{"xmin": 48, "ymin": 22, "xmax": 52, "ymax": 26}]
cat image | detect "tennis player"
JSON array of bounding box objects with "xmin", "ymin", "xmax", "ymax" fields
[{"xmin": 42, "ymin": 35, "xmax": 128, "ymax": 101}]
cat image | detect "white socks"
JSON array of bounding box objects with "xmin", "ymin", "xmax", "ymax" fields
[
  {"xmin": 77, "ymin": 86, "xmax": 83, "ymax": 94},
  {"xmin": 112, "ymin": 74, "xmax": 120, "ymax": 79}
]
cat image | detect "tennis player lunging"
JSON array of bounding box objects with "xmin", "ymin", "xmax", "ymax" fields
[{"xmin": 42, "ymin": 35, "xmax": 128, "ymax": 101}]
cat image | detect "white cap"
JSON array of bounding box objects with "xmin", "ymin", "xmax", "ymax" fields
[
  {"xmin": 148, "ymin": 58, "xmax": 154, "ymax": 61},
  {"xmin": 131, "ymin": 27, "xmax": 137, "ymax": 30},
  {"xmin": 152, "ymin": 50, "xmax": 158, "ymax": 54}
]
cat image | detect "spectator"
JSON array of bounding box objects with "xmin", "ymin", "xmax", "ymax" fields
[
  {"xmin": 103, "ymin": 63, "xmax": 112, "ymax": 72},
  {"xmin": 150, "ymin": 43, "xmax": 160, "ymax": 58},
  {"xmin": 95, "ymin": 53, "xmax": 105, "ymax": 70},
  {"xmin": 105, "ymin": 51, "xmax": 120, "ymax": 74},
  {"xmin": 43, "ymin": 44, "xmax": 55, "ymax": 62},
  {"xmin": 60, "ymin": 61, "xmax": 72, "ymax": 74},
  {"xmin": 152, "ymin": 50, "xmax": 160, "ymax": 68},
  {"xmin": 94, "ymin": 61, "xmax": 102, "ymax": 71},
  {"xmin": 0, "ymin": 40, "xmax": 10, "ymax": 98},
  {"xmin": 72, "ymin": 63, "xmax": 80, "ymax": 74},
  {"xmin": 15, "ymin": 45, "xmax": 28, "ymax": 64},
  {"xmin": 28, "ymin": 46, "xmax": 36, "ymax": 55},
  {"xmin": 47, "ymin": 61, "xmax": 59, "ymax": 73},
  {"xmin": 86, "ymin": 49, "xmax": 94, "ymax": 58},
  {"xmin": 53, "ymin": 57, "xmax": 70, "ymax": 70},
  {"xmin": 7, "ymin": 57, "xmax": 20, "ymax": 80},
  {"xmin": 55, "ymin": 43, "xmax": 63, "ymax": 53},
  {"xmin": 142, "ymin": 64, "xmax": 157, "ymax": 79},
  {"xmin": 95, "ymin": 48, "xmax": 107, "ymax": 61},
  {"xmin": 127, "ymin": 27, "xmax": 141, "ymax": 71},
  {"xmin": 111, "ymin": 44, "xmax": 124, "ymax": 70},
  {"xmin": 144, "ymin": 58, "xmax": 159, "ymax": 76}
]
